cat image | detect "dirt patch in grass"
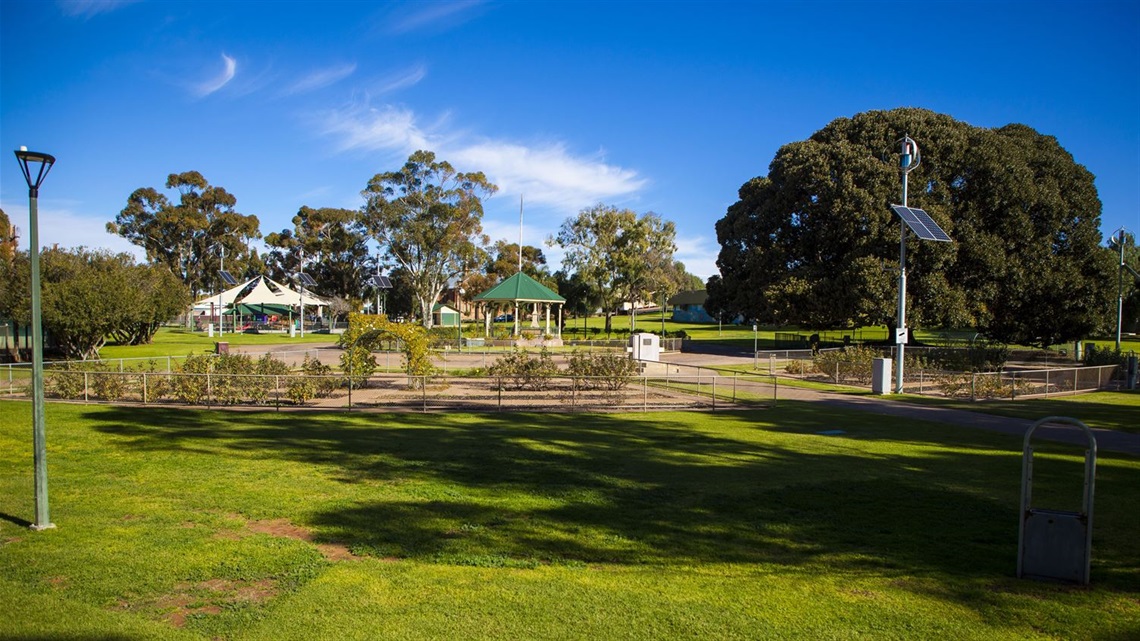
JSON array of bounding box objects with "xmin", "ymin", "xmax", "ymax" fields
[
  {"xmin": 246, "ymin": 517, "xmax": 360, "ymax": 561},
  {"xmin": 129, "ymin": 578, "xmax": 278, "ymax": 628}
]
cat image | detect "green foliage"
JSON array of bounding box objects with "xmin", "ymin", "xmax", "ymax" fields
[
  {"xmin": 551, "ymin": 204, "xmax": 677, "ymax": 334},
  {"xmin": 263, "ymin": 206, "xmax": 371, "ymax": 303},
  {"xmin": 46, "ymin": 363, "xmax": 90, "ymax": 399},
  {"xmin": 342, "ymin": 313, "xmax": 436, "ymax": 387},
  {"xmin": 0, "ymin": 248, "xmax": 190, "ymax": 360},
  {"xmin": 567, "ymin": 349, "xmax": 639, "ymax": 390},
  {"xmin": 301, "ymin": 355, "xmax": 337, "ymax": 398},
  {"xmin": 709, "ymin": 107, "xmax": 1114, "ymax": 348},
  {"xmin": 488, "ymin": 348, "xmax": 559, "ymax": 391},
  {"xmin": 1083, "ymin": 343, "xmax": 1129, "ymax": 367},
  {"xmin": 340, "ymin": 346, "xmax": 377, "ymax": 388},
  {"xmin": 172, "ymin": 353, "xmax": 213, "ymax": 404},
  {"xmin": 812, "ymin": 346, "xmax": 882, "ymax": 384},
  {"xmin": 285, "ymin": 375, "xmax": 317, "ymax": 406},
  {"xmin": 107, "ymin": 170, "xmax": 261, "ymax": 299},
  {"xmin": 923, "ymin": 342, "xmax": 1010, "ymax": 372},
  {"xmin": 359, "ymin": 150, "xmax": 498, "ymax": 329}
]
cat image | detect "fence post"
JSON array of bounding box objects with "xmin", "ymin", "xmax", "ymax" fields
[
  {"xmin": 275, "ymin": 376, "xmax": 280, "ymax": 411},
  {"xmin": 971, "ymin": 373, "xmax": 976, "ymax": 402},
  {"xmin": 773, "ymin": 374, "xmax": 778, "ymax": 407},
  {"xmin": 143, "ymin": 372, "xmax": 148, "ymax": 405},
  {"xmin": 84, "ymin": 371, "xmax": 89, "ymax": 403},
  {"xmin": 207, "ymin": 372, "xmax": 212, "ymax": 409},
  {"xmin": 1045, "ymin": 370, "xmax": 1049, "ymax": 398},
  {"xmin": 1011, "ymin": 373, "xmax": 1016, "ymax": 400},
  {"xmin": 167, "ymin": 355, "xmax": 172, "ymax": 373},
  {"xmin": 643, "ymin": 375, "xmax": 647, "ymax": 412},
  {"xmin": 497, "ymin": 377, "xmax": 502, "ymax": 412}
]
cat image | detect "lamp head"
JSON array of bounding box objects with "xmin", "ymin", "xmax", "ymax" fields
[{"xmin": 14, "ymin": 148, "xmax": 56, "ymax": 196}]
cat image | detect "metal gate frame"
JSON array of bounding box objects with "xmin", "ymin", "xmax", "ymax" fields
[{"xmin": 1017, "ymin": 416, "xmax": 1097, "ymax": 584}]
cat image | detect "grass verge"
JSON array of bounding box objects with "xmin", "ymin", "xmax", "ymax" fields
[{"xmin": 2, "ymin": 401, "xmax": 1137, "ymax": 639}]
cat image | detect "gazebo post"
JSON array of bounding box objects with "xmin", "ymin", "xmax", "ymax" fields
[
  {"xmin": 544, "ymin": 304, "xmax": 550, "ymax": 335},
  {"xmin": 557, "ymin": 305, "xmax": 562, "ymax": 338}
]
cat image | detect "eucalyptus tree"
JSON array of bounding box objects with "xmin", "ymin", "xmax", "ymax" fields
[
  {"xmin": 708, "ymin": 108, "xmax": 1114, "ymax": 348},
  {"xmin": 107, "ymin": 171, "xmax": 261, "ymax": 300},
  {"xmin": 550, "ymin": 204, "xmax": 677, "ymax": 334},
  {"xmin": 264, "ymin": 206, "xmax": 371, "ymax": 302},
  {"xmin": 359, "ymin": 150, "xmax": 497, "ymax": 329}
]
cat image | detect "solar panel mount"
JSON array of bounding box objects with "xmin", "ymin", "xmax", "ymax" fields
[
  {"xmin": 219, "ymin": 270, "xmax": 238, "ymax": 286},
  {"xmin": 296, "ymin": 272, "xmax": 318, "ymax": 287},
  {"xmin": 369, "ymin": 275, "xmax": 392, "ymax": 289},
  {"xmin": 890, "ymin": 204, "xmax": 952, "ymax": 242}
]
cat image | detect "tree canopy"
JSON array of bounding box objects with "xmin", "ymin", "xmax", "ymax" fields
[
  {"xmin": 264, "ymin": 206, "xmax": 371, "ymax": 304},
  {"xmin": 549, "ymin": 204, "xmax": 677, "ymax": 333},
  {"xmin": 0, "ymin": 247, "xmax": 190, "ymax": 359},
  {"xmin": 707, "ymin": 108, "xmax": 1114, "ymax": 348},
  {"xmin": 107, "ymin": 171, "xmax": 261, "ymax": 299},
  {"xmin": 359, "ymin": 150, "xmax": 498, "ymax": 329}
]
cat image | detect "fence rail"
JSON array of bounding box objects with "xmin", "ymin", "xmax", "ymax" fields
[{"xmin": 1, "ymin": 369, "xmax": 786, "ymax": 413}]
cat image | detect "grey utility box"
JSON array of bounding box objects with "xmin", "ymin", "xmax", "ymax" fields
[
  {"xmin": 871, "ymin": 358, "xmax": 892, "ymax": 394},
  {"xmin": 1018, "ymin": 417, "xmax": 1097, "ymax": 585},
  {"xmin": 629, "ymin": 333, "xmax": 661, "ymax": 362}
]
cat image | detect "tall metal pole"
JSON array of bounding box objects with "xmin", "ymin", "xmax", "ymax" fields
[
  {"xmin": 1117, "ymin": 227, "xmax": 1126, "ymax": 351},
  {"xmin": 15, "ymin": 148, "xmax": 55, "ymax": 531},
  {"xmin": 299, "ymin": 248, "xmax": 306, "ymax": 338},
  {"xmin": 217, "ymin": 244, "xmax": 225, "ymax": 337},
  {"xmin": 895, "ymin": 136, "xmax": 919, "ymax": 394}
]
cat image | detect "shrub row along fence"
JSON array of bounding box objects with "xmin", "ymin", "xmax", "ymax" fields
[
  {"xmin": 778, "ymin": 350, "xmax": 1124, "ymax": 400},
  {"xmin": 1, "ymin": 369, "xmax": 783, "ymax": 413}
]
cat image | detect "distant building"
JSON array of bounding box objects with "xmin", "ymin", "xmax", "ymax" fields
[
  {"xmin": 432, "ymin": 304, "xmax": 460, "ymax": 327},
  {"xmin": 668, "ymin": 290, "xmax": 716, "ymax": 323}
]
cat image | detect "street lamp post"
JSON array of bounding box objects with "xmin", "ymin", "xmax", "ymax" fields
[{"xmin": 15, "ymin": 147, "xmax": 56, "ymax": 531}]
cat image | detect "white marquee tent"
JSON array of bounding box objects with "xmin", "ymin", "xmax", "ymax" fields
[{"xmin": 192, "ymin": 276, "xmax": 331, "ymax": 314}]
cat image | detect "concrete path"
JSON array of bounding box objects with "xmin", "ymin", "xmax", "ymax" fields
[{"xmin": 232, "ymin": 342, "xmax": 1139, "ymax": 457}]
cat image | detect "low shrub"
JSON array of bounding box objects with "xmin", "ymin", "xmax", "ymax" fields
[
  {"xmin": 489, "ymin": 348, "xmax": 558, "ymax": 391},
  {"xmin": 567, "ymin": 350, "xmax": 638, "ymax": 391}
]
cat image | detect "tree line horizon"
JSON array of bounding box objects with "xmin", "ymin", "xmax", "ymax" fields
[{"xmin": 2, "ymin": 107, "xmax": 1137, "ymax": 355}]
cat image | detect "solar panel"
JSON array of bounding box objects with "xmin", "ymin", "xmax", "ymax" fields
[
  {"xmin": 369, "ymin": 275, "xmax": 392, "ymax": 289},
  {"xmin": 297, "ymin": 273, "xmax": 318, "ymax": 287},
  {"xmin": 219, "ymin": 270, "xmax": 238, "ymax": 286},
  {"xmin": 890, "ymin": 205, "xmax": 952, "ymax": 242}
]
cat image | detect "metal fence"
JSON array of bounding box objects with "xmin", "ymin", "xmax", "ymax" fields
[{"xmin": 2, "ymin": 368, "xmax": 785, "ymax": 413}]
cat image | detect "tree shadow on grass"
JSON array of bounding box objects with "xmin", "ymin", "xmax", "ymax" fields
[{"xmin": 81, "ymin": 405, "xmax": 1140, "ymax": 602}]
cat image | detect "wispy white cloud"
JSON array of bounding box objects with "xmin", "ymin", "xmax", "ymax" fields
[
  {"xmin": 321, "ymin": 103, "xmax": 435, "ymax": 153},
  {"xmin": 384, "ymin": 0, "xmax": 485, "ymax": 35},
  {"xmin": 58, "ymin": 0, "xmax": 138, "ymax": 18},
  {"xmin": 1, "ymin": 199, "xmax": 146, "ymax": 261},
  {"xmin": 285, "ymin": 63, "xmax": 357, "ymax": 96},
  {"xmin": 194, "ymin": 53, "xmax": 237, "ymax": 97},
  {"xmin": 370, "ymin": 63, "xmax": 428, "ymax": 94},
  {"xmin": 674, "ymin": 235, "xmax": 719, "ymax": 281},
  {"xmin": 320, "ymin": 100, "xmax": 645, "ymax": 215}
]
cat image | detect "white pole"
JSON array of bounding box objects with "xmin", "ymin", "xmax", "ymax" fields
[{"xmin": 895, "ymin": 136, "xmax": 919, "ymax": 394}]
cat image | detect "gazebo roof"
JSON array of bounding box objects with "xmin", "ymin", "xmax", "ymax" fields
[{"xmin": 472, "ymin": 272, "xmax": 565, "ymax": 304}]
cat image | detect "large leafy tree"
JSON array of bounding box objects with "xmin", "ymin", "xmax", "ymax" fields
[
  {"xmin": 264, "ymin": 206, "xmax": 371, "ymax": 302},
  {"xmin": 708, "ymin": 108, "xmax": 1114, "ymax": 348},
  {"xmin": 0, "ymin": 248, "xmax": 190, "ymax": 359},
  {"xmin": 359, "ymin": 150, "xmax": 497, "ymax": 329},
  {"xmin": 550, "ymin": 204, "xmax": 677, "ymax": 333},
  {"xmin": 107, "ymin": 171, "xmax": 261, "ymax": 300},
  {"xmin": 0, "ymin": 209, "xmax": 16, "ymax": 263}
]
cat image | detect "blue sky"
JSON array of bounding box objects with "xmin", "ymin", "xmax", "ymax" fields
[{"xmin": 2, "ymin": 0, "xmax": 1138, "ymax": 280}]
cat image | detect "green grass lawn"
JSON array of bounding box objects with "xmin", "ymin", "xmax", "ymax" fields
[
  {"xmin": 98, "ymin": 327, "xmax": 339, "ymax": 360},
  {"xmin": 904, "ymin": 390, "xmax": 1140, "ymax": 435},
  {"xmin": 2, "ymin": 401, "xmax": 1137, "ymax": 639}
]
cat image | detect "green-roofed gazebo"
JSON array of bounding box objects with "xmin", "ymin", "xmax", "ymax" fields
[{"xmin": 472, "ymin": 272, "xmax": 566, "ymax": 337}]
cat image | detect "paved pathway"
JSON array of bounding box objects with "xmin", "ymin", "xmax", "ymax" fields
[{"xmin": 232, "ymin": 341, "xmax": 1139, "ymax": 456}]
